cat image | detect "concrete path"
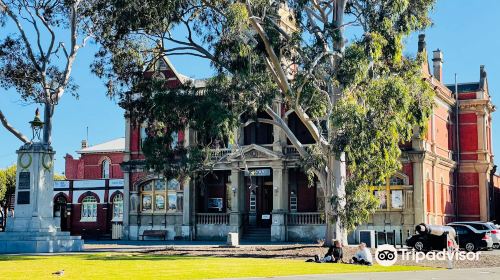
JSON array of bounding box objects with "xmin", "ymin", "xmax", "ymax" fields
[
  {"xmin": 223, "ymin": 267, "xmax": 500, "ymax": 280},
  {"xmin": 83, "ymin": 240, "xmax": 313, "ymax": 252}
]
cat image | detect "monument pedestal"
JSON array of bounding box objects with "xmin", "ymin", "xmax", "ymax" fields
[{"xmin": 0, "ymin": 143, "xmax": 83, "ymax": 253}]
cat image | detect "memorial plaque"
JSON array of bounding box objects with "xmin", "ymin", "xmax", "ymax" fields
[
  {"xmin": 17, "ymin": 191, "xmax": 30, "ymax": 204},
  {"xmin": 18, "ymin": 172, "xmax": 30, "ymax": 190}
]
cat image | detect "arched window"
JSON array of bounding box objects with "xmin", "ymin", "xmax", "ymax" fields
[
  {"xmin": 81, "ymin": 196, "xmax": 97, "ymax": 222},
  {"xmin": 112, "ymin": 193, "xmax": 123, "ymax": 221},
  {"xmin": 101, "ymin": 159, "xmax": 110, "ymax": 179}
]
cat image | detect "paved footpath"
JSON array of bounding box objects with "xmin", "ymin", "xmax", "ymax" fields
[{"xmin": 223, "ymin": 267, "xmax": 500, "ymax": 280}]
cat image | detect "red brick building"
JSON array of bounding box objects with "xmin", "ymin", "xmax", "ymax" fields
[
  {"xmin": 120, "ymin": 35, "xmax": 498, "ymax": 242},
  {"xmin": 55, "ymin": 138, "xmax": 125, "ymax": 239},
  {"xmin": 65, "ymin": 138, "xmax": 125, "ymax": 180}
]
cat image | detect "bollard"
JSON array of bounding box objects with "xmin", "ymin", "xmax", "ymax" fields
[
  {"xmin": 445, "ymin": 232, "xmax": 453, "ymax": 269},
  {"xmin": 399, "ymin": 229, "xmax": 403, "ymax": 248}
]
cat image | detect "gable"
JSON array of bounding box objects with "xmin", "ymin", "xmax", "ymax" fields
[{"xmin": 228, "ymin": 144, "xmax": 282, "ymax": 161}]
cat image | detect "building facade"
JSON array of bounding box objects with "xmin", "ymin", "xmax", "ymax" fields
[
  {"xmin": 56, "ymin": 138, "xmax": 125, "ymax": 239},
  {"xmin": 120, "ymin": 35, "xmax": 497, "ymax": 243}
]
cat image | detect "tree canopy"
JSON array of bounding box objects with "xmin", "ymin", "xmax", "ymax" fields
[
  {"xmin": 89, "ymin": 0, "xmax": 435, "ymax": 240},
  {"xmin": 0, "ymin": 164, "xmax": 16, "ymax": 229},
  {"xmin": 0, "ymin": 0, "xmax": 93, "ymax": 145}
]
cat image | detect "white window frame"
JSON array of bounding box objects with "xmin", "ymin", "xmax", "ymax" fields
[
  {"xmin": 112, "ymin": 193, "xmax": 123, "ymax": 222},
  {"xmin": 101, "ymin": 159, "xmax": 110, "ymax": 179},
  {"xmin": 81, "ymin": 196, "xmax": 98, "ymax": 222}
]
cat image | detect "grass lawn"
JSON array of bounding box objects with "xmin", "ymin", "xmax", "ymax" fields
[{"xmin": 0, "ymin": 253, "xmax": 435, "ymax": 279}]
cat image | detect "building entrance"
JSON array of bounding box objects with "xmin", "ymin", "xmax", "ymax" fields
[{"xmin": 246, "ymin": 170, "xmax": 273, "ymax": 228}]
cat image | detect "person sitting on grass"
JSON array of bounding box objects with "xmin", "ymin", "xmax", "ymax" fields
[
  {"xmin": 306, "ymin": 240, "xmax": 343, "ymax": 263},
  {"xmin": 350, "ymin": 243, "xmax": 372, "ymax": 266}
]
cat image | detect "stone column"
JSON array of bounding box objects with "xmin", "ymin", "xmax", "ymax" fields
[
  {"xmin": 129, "ymin": 181, "xmax": 140, "ymax": 240},
  {"xmin": 122, "ymin": 118, "xmax": 131, "ymax": 240},
  {"xmin": 229, "ymin": 168, "xmax": 242, "ymax": 233},
  {"xmin": 410, "ymin": 153, "xmax": 426, "ymax": 225},
  {"xmin": 181, "ymin": 177, "xmax": 194, "ymax": 240},
  {"xmin": 271, "ymin": 164, "xmax": 287, "ymax": 242},
  {"xmin": 479, "ymin": 171, "xmax": 489, "ymax": 221},
  {"xmin": 122, "ymin": 171, "xmax": 130, "ymax": 239}
]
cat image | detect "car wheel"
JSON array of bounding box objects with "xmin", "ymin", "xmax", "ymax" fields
[
  {"xmin": 414, "ymin": 241, "xmax": 425, "ymax": 251},
  {"xmin": 465, "ymin": 242, "xmax": 475, "ymax": 252},
  {"xmin": 493, "ymin": 244, "xmax": 500, "ymax": 249}
]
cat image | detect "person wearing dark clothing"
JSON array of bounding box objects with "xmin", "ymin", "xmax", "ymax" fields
[
  {"xmin": 323, "ymin": 240, "xmax": 343, "ymax": 263},
  {"xmin": 306, "ymin": 240, "xmax": 343, "ymax": 263}
]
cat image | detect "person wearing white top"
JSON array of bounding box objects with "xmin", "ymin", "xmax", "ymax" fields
[{"xmin": 351, "ymin": 243, "xmax": 373, "ymax": 265}]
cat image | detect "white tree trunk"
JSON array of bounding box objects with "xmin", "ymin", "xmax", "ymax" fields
[
  {"xmin": 42, "ymin": 103, "xmax": 52, "ymax": 145},
  {"xmin": 323, "ymin": 153, "xmax": 347, "ymax": 246}
]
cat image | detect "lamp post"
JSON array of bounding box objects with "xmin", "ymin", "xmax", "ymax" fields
[{"xmin": 28, "ymin": 108, "xmax": 44, "ymax": 142}]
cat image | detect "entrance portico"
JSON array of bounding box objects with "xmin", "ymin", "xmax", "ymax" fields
[{"xmin": 192, "ymin": 144, "xmax": 324, "ymax": 242}]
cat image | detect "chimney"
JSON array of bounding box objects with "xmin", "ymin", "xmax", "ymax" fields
[
  {"xmin": 81, "ymin": 139, "xmax": 88, "ymax": 149},
  {"xmin": 418, "ymin": 34, "xmax": 426, "ymax": 52},
  {"xmin": 480, "ymin": 65, "xmax": 487, "ymax": 90},
  {"xmin": 432, "ymin": 49, "xmax": 443, "ymax": 81}
]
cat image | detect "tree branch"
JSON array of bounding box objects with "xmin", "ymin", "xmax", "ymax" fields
[
  {"xmin": 0, "ymin": 1, "xmax": 42, "ymax": 73},
  {"xmin": 0, "ymin": 109, "xmax": 29, "ymax": 143},
  {"xmin": 54, "ymin": 0, "xmax": 80, "ymax": 101}
]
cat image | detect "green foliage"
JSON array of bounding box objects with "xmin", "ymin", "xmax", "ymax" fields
[
  {"xmin": 54, "ymin": 173, "xmax": 66, "ymax": 181},
  {"xmin": 0, "ymin": 165, "xmax": 16, "ymax": 219},
  {"xmin": 332, "ymin": 181, "xmax": 379, "ymax": 233}
]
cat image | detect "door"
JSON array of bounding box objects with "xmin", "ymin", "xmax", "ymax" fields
[
  {"xmin": 246, "ymin": 174, "xmax": 273, "ymax": 227},
  {"xmin": 454, "ymin": 225, "xmax": 472, "ymax": 248},
  {"xmin": 257, "ymin": 185, "xmax": 273, "ymax": 227},
  {"xmin": 54, "ymin": 195, "xmax": 69, "ymax": 231}
]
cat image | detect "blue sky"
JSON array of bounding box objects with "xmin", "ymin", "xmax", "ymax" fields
[{"xmin": 0, "ymin": 0, "xmax": 499, "ymax": 174}]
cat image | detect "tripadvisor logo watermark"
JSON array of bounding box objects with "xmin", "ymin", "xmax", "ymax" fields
[
  {"xmin": 375, "ymin": 245, "xmax": 398, "ymax": 266},
  {"xmin": 375, "ymin": 244, "xmax": 481, "ymax": 267}
]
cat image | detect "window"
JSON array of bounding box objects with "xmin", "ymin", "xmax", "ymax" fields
[
  {"xmin": 141, "ymin": 179, "xmax": 181, "ymax": 213},
  {"xmin": 374, "ymin": 190, "xmax": 387, "ymax": 209},
  {"xmin": 101, "ymin": 159, "xmax": 110, "ymax": 179},
  {"xmin": 112, "ymin": 193, "xmax": 123, "ymax": 221},
  {"xmin": 391, "ymin": 190, "xmax": 403, "ymax": 209},
  {"xmin": 454, "ymin": 226, "xmax": 468, "ymax": 235},
  {"xmin": 289, "ymin": 192, "xmax": 297, "ymax": 212},
  {"xmin": 389, "ymin": 176, "xmax": 405, "ymax": 185},
  {"xmin": 171, "ymin": 132, "xmax": 179, "ymax": 149},
  {"xmin": 81, "ymin": 196, "xmax": 97, "ymax": 222},
  {"xmin": 140, "ymin": 126, "xmax": 147, "ymax": 149},
  {"xmin": 374, "ymin": 175, "xmax": 409, "ymax": 211}
]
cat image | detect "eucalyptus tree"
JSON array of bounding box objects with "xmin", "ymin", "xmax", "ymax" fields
[
  {"xmin": 0, "ymin": 0, "xmax": 93, "ymax": 145},
  {"xmin": 90, "ymin": 0, "xmax": 435, "ymax": 243}
]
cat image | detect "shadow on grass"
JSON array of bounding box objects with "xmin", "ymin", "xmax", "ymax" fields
[
  {"xmin": 142, "ymin": 248, "xmax": 315, "ymax": 259},
  {"xmin": 0, "ymin": 255, "xmax": 49, "ymax": 262},
  {"xmin": 80, "ymin": 253, "xmax": 203, "ymax": 261}
]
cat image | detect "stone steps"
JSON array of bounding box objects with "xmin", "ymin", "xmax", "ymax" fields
[
  {"xmin": 0, "ymin": 231, "xmax": 81, "ymax": 241},
  {"xmin": 241, "ymin": 226, "xmax": 271, "ymax": 241}
]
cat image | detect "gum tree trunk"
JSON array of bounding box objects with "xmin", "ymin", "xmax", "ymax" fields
[{"xmin": 43, "ymin": 103, "xmax": 53, "ymax": 145}]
